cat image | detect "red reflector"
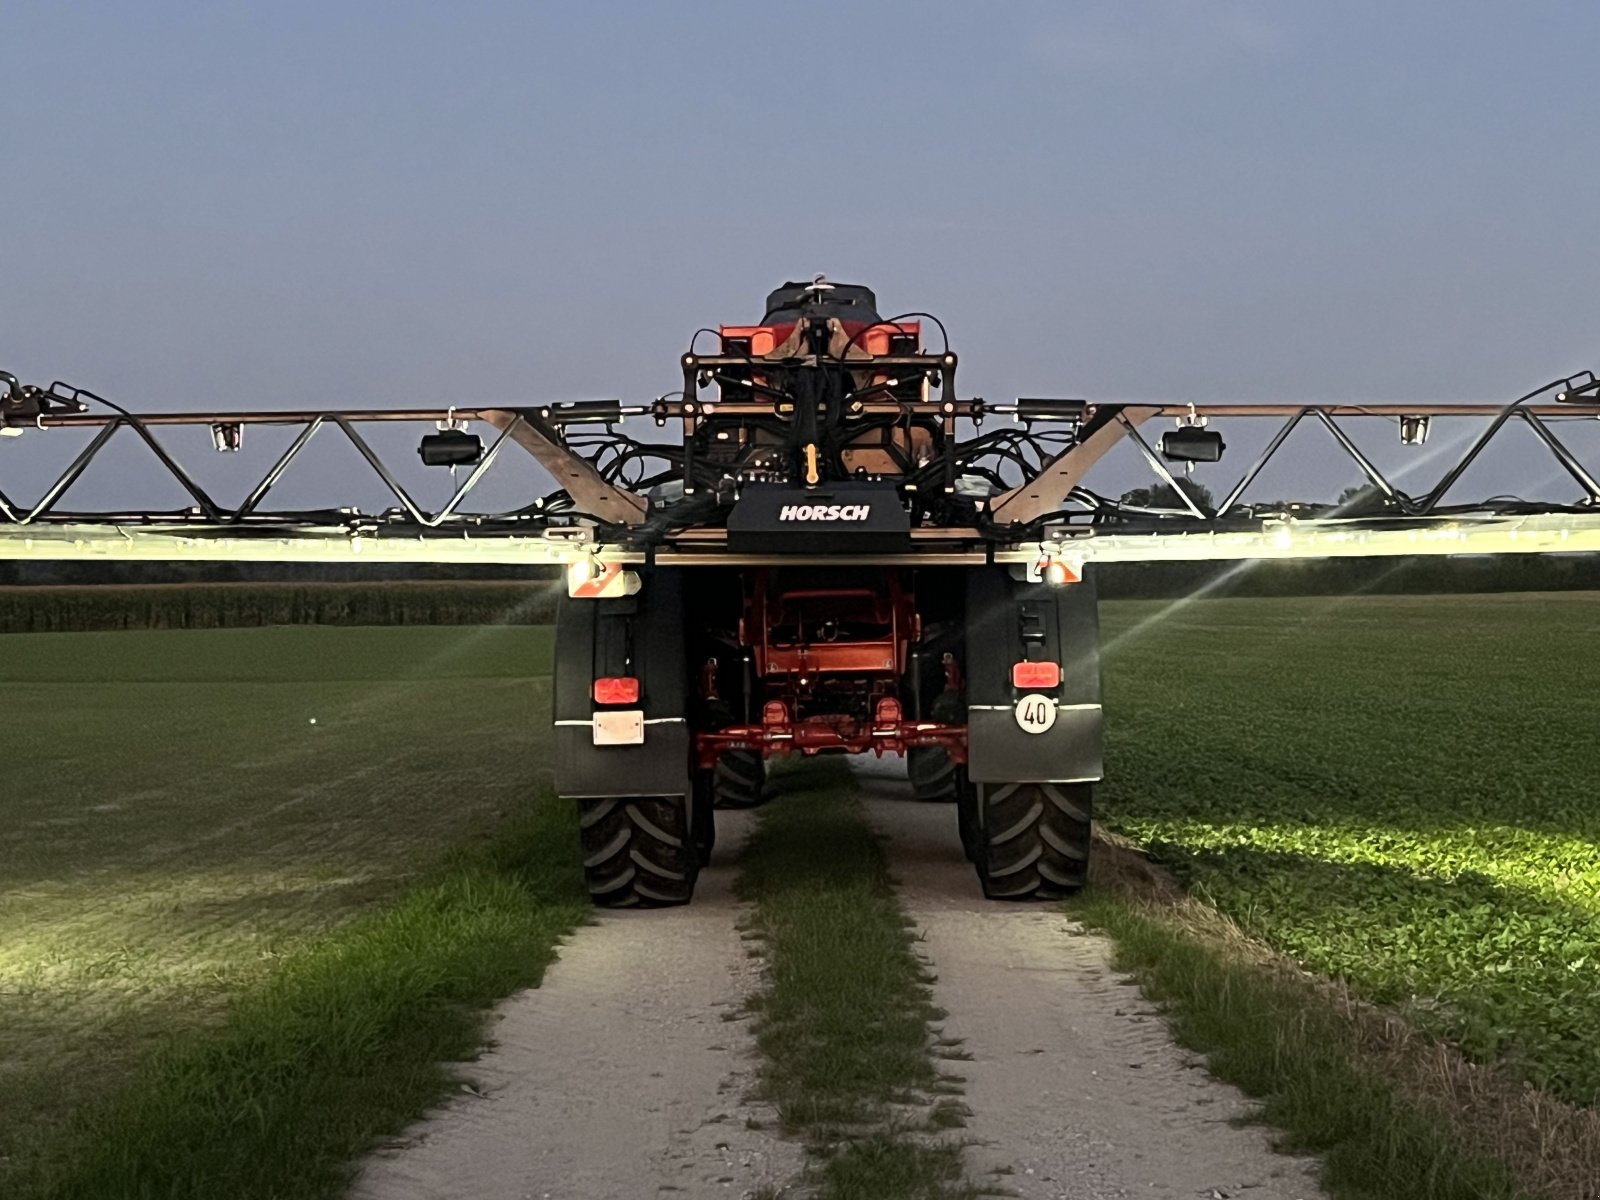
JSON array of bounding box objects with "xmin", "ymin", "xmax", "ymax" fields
[
  {"xmin": 1012, "ymin": 661, "xmax": 1061, "ymax": 689},
  {"xmin": 593, "ymin": 676, "xmax": 640, "ymax": 705},
  {"xmin": 874, "ymin": 697, "xmax": 902, "ymax": 724},
  {"xmin": 762, "ymin": 700, "xmax": 789, "ymax": 725}
]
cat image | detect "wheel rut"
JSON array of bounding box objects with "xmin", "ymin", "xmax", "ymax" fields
[
  {"xmin": 349, "ymin": 809, "xmax": 801, "ymax": 1200},
  {"xmin": 853, "ymin": 756, "xmax": 1329, "ymax": 1200}
]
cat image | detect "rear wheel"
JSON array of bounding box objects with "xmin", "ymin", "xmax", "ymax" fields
[
  {"xmin": 712, "ymin": 749, "xmax": 767, "ymax": 809},
  {"xmin": 691, "ymin": 771, "xmax": 717, "ymax": 866},
  {"xmin": 973, "ymin": 782, "xmax": 1092, "ymax": 900},
  {"xmin": 955, "ymin": 772, "xmax": 981, "ymax": 863},
  {"xmin": 577, "ymin": 795, "xmax": 699, "ymax": 907},
  {"xmin": 907, "ymin": 746, "xmax": 960, "ymax": 802}
]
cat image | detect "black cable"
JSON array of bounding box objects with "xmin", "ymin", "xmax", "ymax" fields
[
  {"xmin": 966, "ymin": 445, "xmax": 1037, "ymax": 479},
  {"xmin": 833, "ymin": 311, "xmax": 951, "ymax": 363},
  {"xmin": 49, "ymin": 382, "xmax": 138, "ymax": 421},
  {"xmin": 687, "ymin": 329, "xmax": 760, "ymax": 366}
]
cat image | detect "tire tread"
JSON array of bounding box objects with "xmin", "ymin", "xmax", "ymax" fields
[
  {"xmin": 908, "ymin": 746, "xmax": 960, "ymax": 803},
  {"xmin": 712, "ymin": 750, "xmax": 766, "ymax": 809},
  {"xmin": 576, "ymin": 795, "xmax": 698, "ymax": 907},
  {"xmin": 973, "ymin": 782, "xmax": 1092, "ymax": 900}
]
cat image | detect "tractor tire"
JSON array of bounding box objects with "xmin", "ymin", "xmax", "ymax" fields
[
  {"xmin": 577, "ymin": 795, "xmax": 699, "ymax": 907},
  {"xmin": 973, "ymin": 782, "xmax": 1092, "ymax": 900},
  {"xmin": 907, "ymin": 746, "xmax": 960, "ymax": 802},
  {"xmin": 955, "ymin": 774, "xmax": 981, "ymax": 864},
  {"xmin": 712, "ymin": 749, "xmax": 766, "ymax": 809},
  {"xmin": 691, "ymin": 771, "xmax": 717, "ymax": 867}
]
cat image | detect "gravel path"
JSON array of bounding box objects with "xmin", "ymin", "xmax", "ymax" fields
[
  {"xmin": 352, "ymin": 766, "xmax": 1330, "ymax": 1200},
  {"xmin": 349, "ymin": 810, "xmax": 801, "ymax": 1200},
  {"xmin": 853, "ymin": 756, "xmax": 1328, "ymax": 1200}
]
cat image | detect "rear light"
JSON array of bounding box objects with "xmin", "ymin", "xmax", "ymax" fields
[
  {"xmin": 762, "ymin": 700, "xmax": 789, "ymax": 725},
  {"xmin": 1012, "ymin": 660, "xmax": 1061, "ymax": 689},
  {"xmin": 593, "ymin": 676, "xmax": 640, "ymax": 705},
  {"xmin": 874, "ymin": 697, "xmax": 902, "ymax": 725},
  {"xmin": 1033, "ymin": 555, "xmax": 1081, "ymax": 586}
]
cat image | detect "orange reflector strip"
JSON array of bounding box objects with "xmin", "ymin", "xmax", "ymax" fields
[
  {"xmin": 593, "ymin": 676, "xmax": 640, "ymax": 705},
  {"xmin": 1012, "ymin": 661, "xmax": 1061, "ymax": 689},
  {"xmin": 1036, "ymin": 556, "xmax": 1081, "ymax": 585},
  {"xmin": 568, "ymin": 559, "xmax": 626, "ymax": 598}
]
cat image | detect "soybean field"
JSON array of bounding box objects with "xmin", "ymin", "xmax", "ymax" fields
[{"xmin": 1098, "ymin": 591, "xmax": 1600, "ymax": 1107}]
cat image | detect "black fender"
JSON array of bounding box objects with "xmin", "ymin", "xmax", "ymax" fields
[
  {"xmin": 963, "ymin": 566, "xmax": 1103, "ymax": 784},
  {"xmin": 553, "ymin": 567, "xmax": 691, "ymax": 798}
]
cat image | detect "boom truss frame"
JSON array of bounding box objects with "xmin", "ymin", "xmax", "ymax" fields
[{"xmin": 4, "ymin": 367, "xmax": 1600, "ymax": 567}]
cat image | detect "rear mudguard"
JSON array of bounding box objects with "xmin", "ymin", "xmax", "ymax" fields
[
  {"xmin": 963, "ymin": 567, "xmax": 1103, "ymax": 784},
  {"xmin": 553, "ymin": 567, "xmax": 691, "ymax": 798}
]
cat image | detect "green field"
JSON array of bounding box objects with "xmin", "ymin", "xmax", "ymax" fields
[
  {"xmin": 4, "ymin": 593, "xmax": 1598, "ymax": 1195},
  {"xmin": 0, "ymin": 580, "xmax": 561, "ymax": 633},
  {"xmin": 1097, "ymin": 592, "xmax": 1600, "ymax": 1107},
  {"xmin": 0, "ymin": 626, "xmax": 560, "ymax": 1191}
]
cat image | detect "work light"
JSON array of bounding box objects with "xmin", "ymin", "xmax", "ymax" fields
[
  {"xmin": 1160, "ymin": 426, "xmax": 1226, "ymax": 462},
  {"xmin": 1400, "ymin": 415, "xmax": 1429, "ymax": 445},
  {"xmin": 418, "ymin": 429, "xmax": 483, "ymax": 466}
]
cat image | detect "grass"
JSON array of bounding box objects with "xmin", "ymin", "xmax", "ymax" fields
[
  {"xmin": 1067, "ymin": 886, "xmax": 1526, "ymax": 1200},
  {"xmin": 1098, "ymin": 592, "xmax": 1600, "ymax": 1103},
  {"xmin": 0, "ymin": 624, "xmax": 578, "ymax": 1196},
  {"xmin": 737, "ymin": 758, "xmax": 974, "ymax": 1200},
  {"xmin": 24, "ymin": 801, "xmax": 588, "ymax": 1199}
]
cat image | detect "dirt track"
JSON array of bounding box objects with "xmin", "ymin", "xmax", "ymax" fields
[
  {"xmin": 353, "ymin": 771, "xmax": 1327, "ymax": 1200},
  {"xmin": 349, "ymin": 810, "xmax": 802, "ymax": 1200},
  {"xmin": 854, "ymin": 757, "xmax": 1327, "ymax": 1200}
]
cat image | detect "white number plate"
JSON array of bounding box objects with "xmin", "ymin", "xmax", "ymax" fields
[{"xmin": 593, "ymin": 710, "xmax": 645, "ymax": 745}]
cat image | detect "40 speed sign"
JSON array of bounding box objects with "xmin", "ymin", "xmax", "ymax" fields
[{"xmin": 1014, "ymin": 694, "xmax": 1057, "ymax": 734}]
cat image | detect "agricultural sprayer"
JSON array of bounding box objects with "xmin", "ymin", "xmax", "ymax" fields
[{"xmin": 6, "ymin": 279, "xmax": 1599, "ymax": 903}]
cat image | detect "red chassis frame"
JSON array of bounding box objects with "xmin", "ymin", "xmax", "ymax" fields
[{"xmin": 692, "ymin": 569, "xmax": 968, "ymax": 768}]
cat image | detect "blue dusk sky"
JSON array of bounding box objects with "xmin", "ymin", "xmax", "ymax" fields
[{"xmin": 4, "ymin": 1, "xmax": 1598, "ymax": 506}]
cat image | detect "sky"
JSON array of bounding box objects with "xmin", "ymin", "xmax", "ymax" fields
[{"xmin": 4, "ymin": 1, "xmax": 1600, "ymax": 510}]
